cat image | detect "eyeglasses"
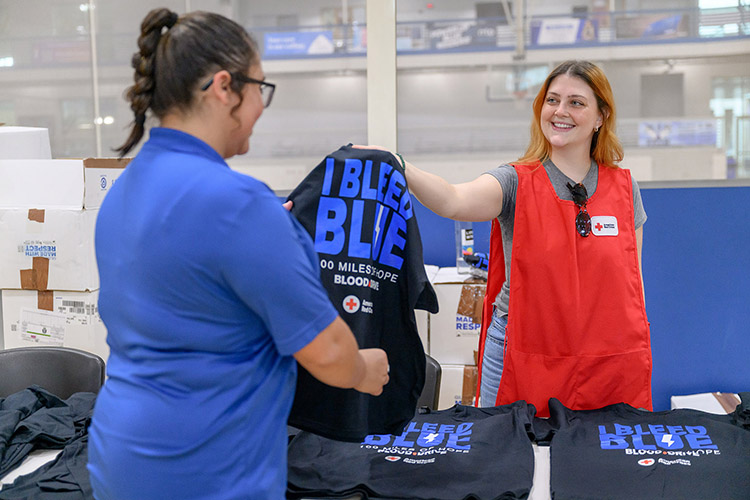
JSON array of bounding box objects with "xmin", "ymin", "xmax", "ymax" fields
[
  {"xmin": 566, "ymin": 181, "xmax": 591, "ymax": 237},
  {"xmin": 200, "ymin": 72, "xmax": 276, "ymax": 108}
]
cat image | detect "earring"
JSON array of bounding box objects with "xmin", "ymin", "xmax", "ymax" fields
[{"xmin": 594, "ymin": 126, "xmax": 599, "ymax": 132}]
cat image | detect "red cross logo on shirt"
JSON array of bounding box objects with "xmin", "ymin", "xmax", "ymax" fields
[
  {"xmin": 343, "ymin": 295, "xmax": 360, "ymax": 313},
  {"xmin": 595, "ymin": 222, "xmax": 603, "ymax": 231}
]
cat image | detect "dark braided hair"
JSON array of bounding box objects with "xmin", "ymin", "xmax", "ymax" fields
[{"xmin": 116, "ymin": 8, "xmax": 259, "ymax": 157}]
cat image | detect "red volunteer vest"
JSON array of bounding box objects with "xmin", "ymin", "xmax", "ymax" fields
[{"xmin": 476, "ymin": 162, "xmax": 652, "ymax": 417}]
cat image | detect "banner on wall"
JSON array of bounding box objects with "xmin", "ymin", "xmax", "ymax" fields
[
  {"xmin": 263, "ymin": 31, "xmax": 335, "ymax": 57},
  {"xmin": 397, "ymin": 19, "xmax": 506, "ymax": 52},
  {"xmin": 428, "ymin": 20, "xmax": 500, "ymax": 50},
  {"xmin": 615, "ymin": 14, "xmax": 688, "ymax": 39},
  {"xmin": 637, "ymin": 120, "xmax": 717, "ymax": 147},
  {"xmin": 530, "ymin": 17, "xmax": 598, "ymax": 45}
]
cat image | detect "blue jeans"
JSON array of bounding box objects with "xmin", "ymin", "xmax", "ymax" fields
[{"xmin": 479, "ymin": 309, "xmax": 507, "ymax": 407}]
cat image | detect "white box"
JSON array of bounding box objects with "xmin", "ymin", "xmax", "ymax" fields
[
  {"xmin": 0, "ymin": 208, "xmax": 99, "ymax": 291},
  {"xmin": 82, "ymin": 158, "xmax": 128, "ymax": 209},
  {"xmin": 437, "ymin": 363, "xmax": 478, "ymax": 410},
  {"xmin": 429, "ymin": 267, "xmax": 486, "ymax": 365},
  {"xmin": 1, "ymin": 289, "xmax": 108, "ymax": 360},
  {"xmin": 0, "ymin": 127, "xmax": 51, "ymax": 159},
  {"xmin": 0, "ymin": 160, "xmax": 83, "ymax": 209},
  {"xmin": 670, "ymin": 392, "xmax": 741, "ymax": 414},
  {"xmin": 423, "ymin": 265, "xmax": 440, "ymax": 281},
  {"xmin": 0, "ymin": 158, "xmax": 127, "ymax": 210},
  {"xmin": 416, "ymin": 264, "xmax": 440, "ymax": 353}
]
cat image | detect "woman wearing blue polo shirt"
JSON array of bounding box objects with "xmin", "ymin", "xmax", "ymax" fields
[{"xmin": 87, "ymin": 9, "xmax": 389, "ymax": 500}]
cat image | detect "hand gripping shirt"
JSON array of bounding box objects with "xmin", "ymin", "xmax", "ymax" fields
[
  {"xmin": 287, "ymin": 402, "xmax": 537, "ymax": 500},
  {"xmin": 545, "ymin": 395, "xmax": 750, "ymax": 500},
  {"xmin": 287, "ymin": 144, "xmax": 439, "ymax": 442}
]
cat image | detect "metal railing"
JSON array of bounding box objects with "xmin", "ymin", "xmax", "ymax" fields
[
  {"xmin": 0, "ymin": 7, "xmax": 746, "ymax": 69},
  {"xmin": 252, "ymin": 6, "xmax": 749, "ymax": 60}
]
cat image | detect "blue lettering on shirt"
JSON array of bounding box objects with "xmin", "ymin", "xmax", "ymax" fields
[
  {"xmin": 362, "ymin": 421, "xmax": 473, "ymax": 451},
  {"xmin": 598, "ymin": 423, "xmax": 718, "ymax": 451},
  {"xmin": 313, "ymin": 157, "xmax": 414, "ymax": 270}
]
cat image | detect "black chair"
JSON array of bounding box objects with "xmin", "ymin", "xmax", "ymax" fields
[
  {"xmin": 417, "ymin": 354, "xmax": 442, "ymax": 411},
  {"xmin": 0, "ymin": 346, "xmax": 106, "ymax": 399}
]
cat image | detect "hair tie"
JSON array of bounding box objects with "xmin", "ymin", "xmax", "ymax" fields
[
  {"xmin": 160, "ymin": 11, "xmax": 179, "ymax": 34},
  {"xmin": 165, "ymin": 11, "xmax": 179, "ymax": 29}
]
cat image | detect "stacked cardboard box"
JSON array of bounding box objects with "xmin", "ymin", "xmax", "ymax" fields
[
  {"xmin": 425, "ymin": 267, "xmax": 486, "ymax": 409},
  {"xmin": 0, "ymin": 127, "xmax": 52, "ymax": 160},
  {"xmin": 0, "ymin": 127, "xmax": 126, "ymax": 359}
]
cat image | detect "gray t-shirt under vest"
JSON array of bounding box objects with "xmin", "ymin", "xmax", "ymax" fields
[{"xmin": 484, "ymin": 159, "xmax": 647, "ymax": 316}]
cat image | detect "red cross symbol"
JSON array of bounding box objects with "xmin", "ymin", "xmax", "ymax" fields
[
  {"xmin": 595, "ymin": 222, "xmax": 603, "ymax": 231},
  {"xmin": 343, "ymin": 295, "xmax": 360, "ymax": 313}
]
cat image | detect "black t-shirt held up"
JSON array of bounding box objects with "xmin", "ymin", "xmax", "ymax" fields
[{"xmin": 287, "ymin": 144, "xmax": 438, "ymax": 442}]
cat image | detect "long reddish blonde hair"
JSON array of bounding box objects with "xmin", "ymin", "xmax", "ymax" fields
[{"xmin": 518, "ymin": 60, "xmax": 623, "ymax": 168}]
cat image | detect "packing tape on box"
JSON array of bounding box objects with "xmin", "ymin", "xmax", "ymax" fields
[
  {"xmin": 37, "ymin": 290, "xmax": 53, "ymax": 311},
  {"xmin": 28, "ymin": 209, "xmax": 45, "ymax": 223},
  {"xmin": 457, "ymin": 284, "xmax": 484, "ymax": 324},
  {"xmin": 713, "ymin": 392, "xmax": 742, "ymax": 413},
  {"xmin": 20, "ymin": 257, "xmax": 50, "ymax": 291},
  {"xmin": 462, "ymin": 365, "xmax": 478, "ymax": 405},
  {"xmin": 19, "ymin": 209, "xmax": 52, "ymax": 291}
]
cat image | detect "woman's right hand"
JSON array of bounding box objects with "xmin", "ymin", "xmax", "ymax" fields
[{"xmin": 354, "ymin": 348, "xmax": 390, "ymax": 396}]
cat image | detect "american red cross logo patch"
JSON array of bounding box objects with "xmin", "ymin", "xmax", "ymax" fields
[
  {"xmin": 343, "ymin": 295, "xmax": 360, "ymax": 313},
  {"xmin": 591, "ymin": 215, "xmax": 619, "ymax": 236}
]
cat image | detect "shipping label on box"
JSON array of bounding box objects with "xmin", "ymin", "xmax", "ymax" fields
[
  {"xmin": 2, "ymin": 289, "xmax": 108, "ymax": 360},
  {"xmin": 18, "ymin": 308, "xmax": 67, "ymax": 346},
  {"xmin": 429, "ymin": 267, "xmax": 485, "ymax": 365},
  {"xmin": 0, "ymin": 208, "xmax": 99, "ymax": 291}
]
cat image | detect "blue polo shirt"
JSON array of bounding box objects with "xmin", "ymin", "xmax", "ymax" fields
[{"xmin": 88, "ymin": 128, "xmax": 338, "ymax": 499}]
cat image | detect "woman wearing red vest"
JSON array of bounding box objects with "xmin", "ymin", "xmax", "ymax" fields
[{"xmin": 400, "ymin": 60, "xmax": 651, "ymax": 417}]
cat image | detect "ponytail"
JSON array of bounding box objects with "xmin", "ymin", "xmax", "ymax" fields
[
  {"xmin": 116, "ymin": 9, "xmax": 259, "ymax": 158},
  {"xmin": 116, "ymin": 8, "xmax": 179, "ymax": 157}
]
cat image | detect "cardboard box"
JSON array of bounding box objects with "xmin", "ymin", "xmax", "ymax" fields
[
  {"xmin": 670, "ymin": 392, "xmax": 741, "ymax": 414},
  {"xmin": 1, "ymin": 289, "xmax": 108, "ymax": 360},
  {"xmin": 0, "ymin": 127, "xmax": 51, "ymax": 159},
  {"xmin": 437, "ymin": 363, "xmax": 478, "ymax": 409},
  {"xmin": 0, "ymin": 157, "xmax": 127, "ymax": 291},
  {"xmin": 81, "ymin": 158, "xmax": 129, "ymax": 209},
  {"xmin": 415, "ymin": 264, "xmax": 440, "ymax": 352},
  {"xmin": 0, "ymin": 158, "xmax": 128, "ymax": 210},
  {"xmin": 0, "ymin": 208, "xmax": 99, "ymax": 291},
  {"xmin": 428, "ymin": 267, "xmax": 486, "ymax": 365}
]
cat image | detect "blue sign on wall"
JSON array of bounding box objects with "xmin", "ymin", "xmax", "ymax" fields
[
  {"xmin": 530, "ymin": 17, "xmax": 599, "ymax": 45},
  {"xmin": 638, "ymin": 120, "xmax": 717, "ymax": 147},
  {"xmin": 263, "ymin": 31, "xmax": 335, "ymax": 57}
]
